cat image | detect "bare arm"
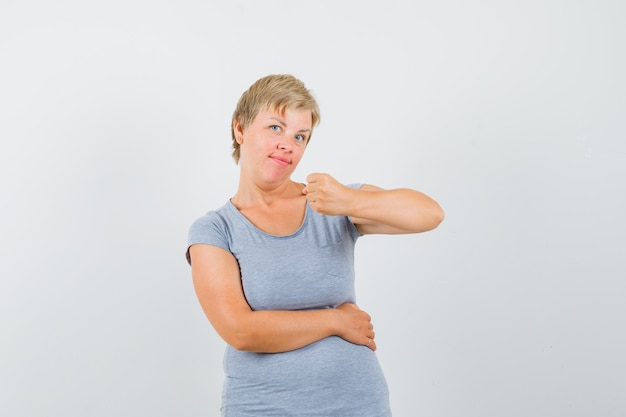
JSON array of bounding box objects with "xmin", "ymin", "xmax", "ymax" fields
[
  {"xmin": 189, "ymin": 244, "xmax": 377, "ymax": 353},
  {"xmin": 303, "ymin": 173, "xmax": 444, "ymax": 235}
]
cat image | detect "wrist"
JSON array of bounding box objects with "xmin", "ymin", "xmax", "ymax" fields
[
  {"xmin": 326, "ymin": 307, "xmax": 342, "ymax": 337},
  {"xmin": 343, "ymin": 186, "xmax": 362, "ymax": 218}
]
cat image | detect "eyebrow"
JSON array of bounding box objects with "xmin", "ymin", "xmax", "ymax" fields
[{"xmin": 268, "ymin": 117, "xmax": 311, "ymax": 133}]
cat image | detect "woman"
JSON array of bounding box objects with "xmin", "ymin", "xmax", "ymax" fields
[{"xmin": 186, "ymin": 74, "xmax": 444, "ymax": 416}]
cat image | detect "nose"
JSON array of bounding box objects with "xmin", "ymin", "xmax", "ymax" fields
[{"xmin": 277, "ymin": 136, "xmax": 292, "ymax": 151}]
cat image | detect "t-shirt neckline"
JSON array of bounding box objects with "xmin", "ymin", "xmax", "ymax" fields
[{"xmin": 226, "ymin": 198, "xmax": 310, "ymax": 239}]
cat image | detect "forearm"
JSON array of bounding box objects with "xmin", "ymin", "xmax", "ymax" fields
[
  {"xmin": 349, "ymin": 187, "xmax": 444, "ymax": 233},
  {"xmin": 227, "ymin": 308, "xmax": 339, "ymax": 353}
]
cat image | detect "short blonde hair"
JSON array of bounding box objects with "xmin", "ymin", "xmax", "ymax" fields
[{"xmin": 231, "ymin": 74, "xmax": 321, "ymax": 163}]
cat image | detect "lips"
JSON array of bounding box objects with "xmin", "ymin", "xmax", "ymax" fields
[{"xmin": 270, "ymin": 155, "xmax": 290, "ymax": 167}]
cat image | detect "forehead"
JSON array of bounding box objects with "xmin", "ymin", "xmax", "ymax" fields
[{"xmin": 254, "ymin": 107, "xmax": 313, "ymax": 128}]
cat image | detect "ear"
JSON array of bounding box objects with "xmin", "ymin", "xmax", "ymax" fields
[{"xmin": 233, "ymin": 118, "xmax": 244, "ymax": 144}]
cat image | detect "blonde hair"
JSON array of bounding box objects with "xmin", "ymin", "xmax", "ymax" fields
[{"xmin": 231, "ymin": 74, "xmax": 321, "ymax": 163}]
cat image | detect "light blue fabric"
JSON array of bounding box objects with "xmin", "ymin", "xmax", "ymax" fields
[{"xmin": 187, "ymin": 189, "xmax": 391, "ymax": 416}]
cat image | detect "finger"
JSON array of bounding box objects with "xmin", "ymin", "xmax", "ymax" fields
[
  {"xmin": 303, "ymin": 181, "xmax": 318, "ymax": 194},
  {"xmin": 306, "ymin": 173, "xmax": 319, "ymax": 183},
  {"xmin": 365, "ymin": 338, "xmax": 377, "ymax": 351}
]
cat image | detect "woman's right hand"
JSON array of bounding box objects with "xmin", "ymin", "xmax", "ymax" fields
[{"xmin": 334, "ymin": 303, "xmax": 377, "ymax": 351}]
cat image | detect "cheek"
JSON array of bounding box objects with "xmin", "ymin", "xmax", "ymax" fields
[{"xmin": 294, "ymin": 147, "xmax": 307, "ymax": 162}]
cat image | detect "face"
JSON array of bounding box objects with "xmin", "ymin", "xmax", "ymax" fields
[{"xmin": 234, "ymin": 108, "xmax": 312, "ymax": 185}]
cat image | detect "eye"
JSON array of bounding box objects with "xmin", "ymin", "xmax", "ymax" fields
[
  {"xmin": 295, "ymin": 134, "xmax": 305, "ymax": 142},
  {"xmin": 269, "ymin": 125, "xmax": 281, "ymax": 132}
]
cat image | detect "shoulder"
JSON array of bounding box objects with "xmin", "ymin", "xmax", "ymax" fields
[
  {"xmin": 189, "ymin": 204, "xmax": 230, "ymax": 235},
  {"xmin": 187, "ymin": 203, "xmax": 234, "ymax": 262}
]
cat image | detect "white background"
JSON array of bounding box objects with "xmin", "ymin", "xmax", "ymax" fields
[{"xmin": 1, "ymin": 1, "xmax": 625, "ymax": 416}]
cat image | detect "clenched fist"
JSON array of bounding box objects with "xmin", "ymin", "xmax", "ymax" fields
[{"xmin": 302, "ymin": 173, "xmax": 355, "ymax": 216}]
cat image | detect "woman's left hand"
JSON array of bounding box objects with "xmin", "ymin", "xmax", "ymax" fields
[{"xmin": 303, "ymin": 173, "xmax": 354, "ymax": 216}]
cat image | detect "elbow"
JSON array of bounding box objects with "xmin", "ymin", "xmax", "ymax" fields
[
  {"xmin": 230, "ymin": 334, "xmax": 258, "ymax": 351},
  {"xmin": 433, "ymin": 205, "xmax": 445, "ymax": 228},
  {"xmin": 221, "ymin": 328, "xmax": 248, "ymax": 351},
  {"xmin": 223, "ymin": 327, "xmax": 259, "ymax": 351},
  {"xmin": 229, "ymin": 338, "xmax": 250, "ymax": 351},
  {"xmin": 416, "ymin": 203, "xmax": 445, "ymax": 233},
  {"xmin": 212, "ymin": 310, "xmax": 265, "ymax": 352},
  {"xmin": 408, "ymin": 191, "xmax": 444, "ymax": 233}
]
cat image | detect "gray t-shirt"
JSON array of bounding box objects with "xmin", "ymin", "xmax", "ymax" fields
[{"xmin": 187, "ymin": 194, "xmax": 391, "ymax": 416}]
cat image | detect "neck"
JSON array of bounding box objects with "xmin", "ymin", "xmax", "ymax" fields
[{"xmin": 232, "ymin": 177, "xmax": 303, "ymax": 209}]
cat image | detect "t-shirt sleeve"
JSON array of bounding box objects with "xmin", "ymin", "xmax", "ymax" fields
[{"xmin": 185, "ymin": 211, "xmax": 230, "ymax": 265}]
